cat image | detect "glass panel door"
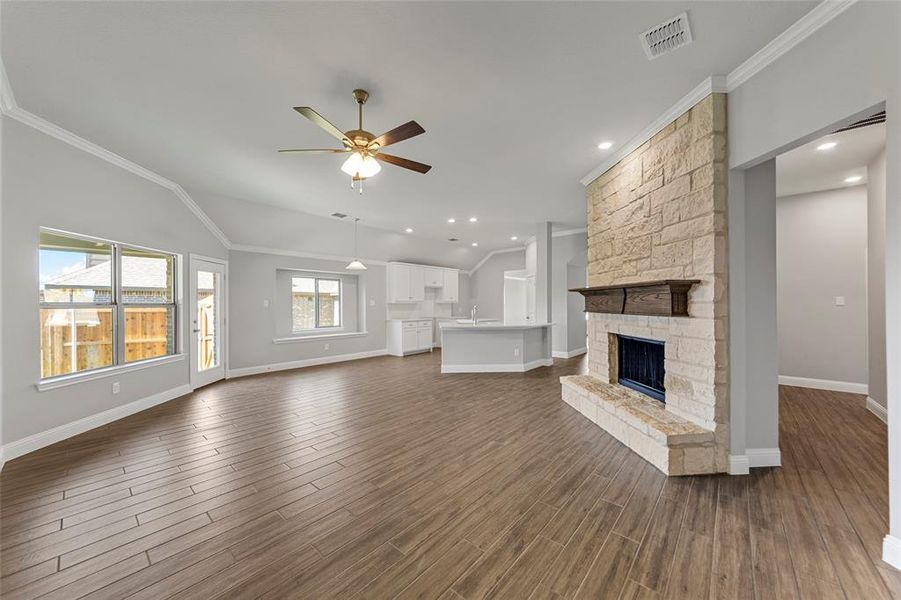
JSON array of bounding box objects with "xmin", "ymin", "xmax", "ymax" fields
[{"xmin": 190, "ymin": 258, "xmax": 226, "ymax": 388}]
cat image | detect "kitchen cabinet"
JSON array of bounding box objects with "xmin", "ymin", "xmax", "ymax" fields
[
  {"xmin": 423, "ymin": 267, "xmax": 444, "ymax": 288},
  {"xmin": 437, "ymin": 270, "xmax": 459, "ymax": 303},
  {"xmin": 388, "ymin": 263, "xmax": 425, "ymax": 303},
  {"xmin": 387, "ymin": 319, "xmax": 433, "ymax": 356}
]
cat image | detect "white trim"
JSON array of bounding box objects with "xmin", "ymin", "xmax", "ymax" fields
[
  {"xmin": 728, "ymin": 447, "xmax": 782, "ymax": 475},
  {"xmin": 725, "ymin": 0, "xmax": 858, "ymax": 91},
  {"xmin": 728, "ymin": 454, "xmax": 750, "ymax": 475},
  {"xmin": 883, "ymin": 535, "xmax": 901, "ymax": 570},
  {"xmin": 580, "ymin": 76, "xmax": 727, "ymax": 186},
  {"xmin": 580, "ymin": 1, "xmax": 858, "ymax": 187},
  {"xmin": 2, "ymin": 384, "xmax": 192, "ymax": 462},
  {"xmin": 440, "ymin": 358, "xmax": 554, "ymax": 374},
  {"xmin": 0, "ymin": 57, "xmax": 231, "ymax": 250},
  {"xmin": 467, "ymin": 247, "xmax": 525, "ymax": 276},
  {"xmin": 747, "ymin": 447, "xmax": 782, "ymax": 468},
  {"xmin": 230, "ymin": 244, "xmax": 389, "ymax": 266},
  {"xmin": 227, "ymin": 349, "xmax": 387, "ymax": 378},
  {"xmin": 553, "ymin": 347, "xmax": 587, "ymax": 359},
  {"xmin": 779, "ymin": 375, "xmax": 868, "ymax": 395},
  {"xmin": 273, "ymin": 331, "xmax": 369, "ymax": 344},
  {"xmin": 867, "ymin": 397, "xmax": 888, "ymax": 424},
  {"xmin": 35, "ymin": 354, "xmax": 186, "ymax": 392}
]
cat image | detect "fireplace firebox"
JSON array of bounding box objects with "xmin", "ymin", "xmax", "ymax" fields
[{"xmin": 617, "ymin": 335, "xmax": 665, "ymax": 402}]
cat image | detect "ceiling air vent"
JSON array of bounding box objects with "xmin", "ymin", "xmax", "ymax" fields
[
  {"xmin": 448, "ymin": 238, "xmax": 459, "ymax": 242},
  {"xmin": 330, "ymin": 212, "xmax": 348, "ymax": 219},
  {"xmin": 640, "ymin": 12, "xmax": 693, "ymax": 60}
]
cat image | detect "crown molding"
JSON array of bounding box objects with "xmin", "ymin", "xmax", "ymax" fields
[
  {"xmin": 579, "ymin": 0, "xmax": 858, "ymax": 187},
  {"xmin": 229, "ymin": 243, "xmax": 390, "ymax": 266},
  {"xmin": 580, "ymin": 76, "xmax": 726, "ymax": 186},
  {"xmin": 467, "ymin": 246, "xmax": 525, "ymax": 276},
  {"xmin": 0, "ymin": 57, "xmax": 232, "ymax": 249},
  {"xmin": 725, "ymin": 0, "xmax": 858, "ymax": 92}
]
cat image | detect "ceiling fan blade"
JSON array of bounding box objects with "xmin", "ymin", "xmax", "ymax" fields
[
  {"xmin": 293, "ymin": 107, "xmax": 351, "ymax": 144},
  {"xmin": 278, "ymin": 148, "xmax": 350, "ymax": 153},
  {"xmin": 374, "ymin": 152, "xmax": 432, "ymax": 174},
  {"xmin": 370, "ymin": 121, "xmax": 425, "ymax": 149}
]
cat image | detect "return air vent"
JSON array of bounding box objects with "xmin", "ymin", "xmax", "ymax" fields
[{"xmin": 640, "ymin": 12, "xmax": 693, "ymax": 60}]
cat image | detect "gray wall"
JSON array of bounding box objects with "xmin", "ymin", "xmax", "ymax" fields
[
  {"xmin": 1, "ymin": 118, "xmax": 227, "ymax": 445},
  {"xmin": 725, "ymin": 1, "xmax": 899, "ymax": 548},
  {"xmin": 551, "ymin": 233, "xmax": 587, "ymax": 354},
  {"xmin": 777, "ymin": 186, "xmax": 868, "ymax": 386},
  {"xmin": 469, "ymin": 250, "xmax": 526, "ymax": 320},
  {"xmin": 869, "ymin": 149, "xmax": 887, "ymax": 409},
  {"xmin": 227, "ymin": 250, "xmax": 387, "ymax": 370},
  {"xmin": 729, "ymin": 160, "xmax": 779, "ymax": 455}
]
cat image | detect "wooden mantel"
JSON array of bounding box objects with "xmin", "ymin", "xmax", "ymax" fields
[{"xmin": 569, "ymin": 279, "xmax": 700, "ymax": 317}]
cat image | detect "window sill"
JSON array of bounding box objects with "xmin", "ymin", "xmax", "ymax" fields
[
  {"xmin": 273, "ymin": 331, "xmax": 368, "ymax": 344},
  {"xmin": 36, "ymin": 354, "xmax": 186, "ymax": 392}
]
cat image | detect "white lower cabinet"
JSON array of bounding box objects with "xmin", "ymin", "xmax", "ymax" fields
[{"xmin": 387, "ymin": 320, "xmax": 433, "ymax": 356}]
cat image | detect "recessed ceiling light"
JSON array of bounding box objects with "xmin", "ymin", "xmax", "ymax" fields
[
  {"xmin": 405, "ymin": 227, "xmax": 413, "ymax": 233},
  {"xmin": 597, "ymin": 141, "xmax": 613, "ymax": 150},
  {"xmin": 469, "ymin": 217, "xmax": 478, "ymax": 223},
  {"xmin": 844, "ymin": 175, "xmax": 863, "ymax": 183},
  {"xmin": 471, "ymin": 242, "xmax": 478, "ymax": 247},
  {"xmin": 817, "ymin": 142, "xmax": 837, "ymax": 151},
  {"xmin": 511, "ymin": 236, "xmax": 518, "ymax": 241},
  {"xmin": 447, "ymin": 218, "xmax": 456, "ymax": 223}
]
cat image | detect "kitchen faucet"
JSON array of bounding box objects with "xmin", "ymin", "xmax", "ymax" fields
[{"xmin": 471, "ymin": 305, "xmax": 478, "ymax": 324}]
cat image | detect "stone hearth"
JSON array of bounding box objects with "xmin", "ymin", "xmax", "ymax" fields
[{"xmin": 563, "ymin": 93, "xmax": 729, "ymax": 475}]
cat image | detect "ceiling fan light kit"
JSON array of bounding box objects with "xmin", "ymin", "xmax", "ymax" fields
[{"xmin": 280, "ymin": 88, "xmax": 431, "ymax": 195}]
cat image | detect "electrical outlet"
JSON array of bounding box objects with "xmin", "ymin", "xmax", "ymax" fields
[
  {"xmin": 112, "ymin": 382, "xmax": 120, "ymax": 394},
  {"xmin": 835, "ymin": 296, "xmax": 846, "ymax": 306},
  {"xmin": 514, "ymin": 347, "xmax": 520, "ymax": 357},
  {"xmin": 263, "ymin": 299, "xmax": 270, "ymax": 308},
  {"xmin": 324, "ymin": 343, "xmax": 330, "ymax": 350}
]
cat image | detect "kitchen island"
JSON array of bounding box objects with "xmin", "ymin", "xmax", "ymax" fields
[{"xmin": 439, "ymin": 321, "xmax": 553, "ymax": 373}]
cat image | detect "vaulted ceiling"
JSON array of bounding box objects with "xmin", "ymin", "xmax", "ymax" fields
[{"xmin": 2, "ymin": 1, "xmax": 816, "ymax": 257}]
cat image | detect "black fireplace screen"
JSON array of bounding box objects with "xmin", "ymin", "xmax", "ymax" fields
[{"xmin": 618, "ymin": 335, "xmax": 665, "ymax": 402}]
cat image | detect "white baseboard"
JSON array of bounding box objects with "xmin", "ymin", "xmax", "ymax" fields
[
  {"xmin": 778, "ymin": 375, "xmax": 868, "ymax": 395},
  {"xmin": 441, "ymin": 358, "xmax": 554, "ymax": 374},
  {"xmin": 728, "ymin": 454, "xmax": 750, "ymax": 475},
  {"xmin": 2, "ymin": 383, "xmax": 192, "ymax": 463},
  {"xmin": 553, "ymin": 347, "xmax": 587, "ymax": 359},
  {"xmin": 884, "ymin": 535, "xmax": 901, "ymax": 570},
  {"xmin": 227, "ymin": 349, "xmax": 388, "ymax": 378},
  {"xmin": 866, "ymin": 397, "xmax": 888, "ymax": 423},
  {"xmin": 728, "ymin": 447, "xmax": 782, "ymax": 475}
]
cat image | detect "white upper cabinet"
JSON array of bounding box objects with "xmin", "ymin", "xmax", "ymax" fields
[
  {"xmin": 388, "ymin": 262, "xmax": 457, "ymax": 304},
  {"xmin": 388, "ymin": 263, "xmax": 425, "ymax": 303},
  {"xmin": 423, "ymin": 267, "xmax": 444, "ymax": 288},
  {"xmin": 438, "ymin": 269, "xmax": 459, "ymax": 303}
]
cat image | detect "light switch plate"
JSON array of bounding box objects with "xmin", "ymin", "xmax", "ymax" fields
[
  {"xmin": 835, "ymin": 296, "xmax": 846, "ymax": 306},
  {"xmin": 369, "ymin": 299, "xmax": 376, "ymax": 307},
  {"xmin": 263, "ymin": 299, "xmax": 270, "ymax": 308}
]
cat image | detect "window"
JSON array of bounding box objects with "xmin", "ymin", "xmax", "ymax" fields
[
  {"xmin": 39, "ymin": 230, "xmax": 178, "ymax": 380},
  {"xmin": 292, "ymin": 276, "xmax": 341, "ymax": 331}
]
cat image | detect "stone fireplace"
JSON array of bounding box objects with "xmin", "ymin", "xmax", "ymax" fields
[{"xmin": 561, "ymin": 93, "xmax": 729, "ymax": 475}]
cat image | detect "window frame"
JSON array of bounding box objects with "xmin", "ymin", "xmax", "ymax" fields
[
  {"xmin": 291, "ymin": 275, "xmax": 343, "ymax": 333},
  {"xmin": 38, "ymin": 228, "xmax": 181, "ymax": 384}
]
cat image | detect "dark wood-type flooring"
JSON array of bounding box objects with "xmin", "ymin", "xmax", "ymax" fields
[{"xmin": 1, "ymin": 352, "xmax": 898, "ymax": 599}]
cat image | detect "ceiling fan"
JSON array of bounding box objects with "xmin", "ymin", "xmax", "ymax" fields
[{"xmin": 279, "ymin": 89, "xmax": 431, "ymax": 194}]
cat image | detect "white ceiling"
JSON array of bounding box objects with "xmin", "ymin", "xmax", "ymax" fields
[
  {"xmin": 777, "ymin": 122, "xmax": 886, "ymax": 197},
  {"xmin": 2, "ymin": 1, "xmax": 815, "ymax": 255}
]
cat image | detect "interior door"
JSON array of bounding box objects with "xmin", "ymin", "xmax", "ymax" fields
[{"xmin": 190, "ymin": 257, "xmax": 226, "ymax": 388}]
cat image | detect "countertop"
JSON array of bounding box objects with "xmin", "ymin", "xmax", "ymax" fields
[{"xmin": 440, "ymin": 321, "xmax": 553, "ymax": 331}]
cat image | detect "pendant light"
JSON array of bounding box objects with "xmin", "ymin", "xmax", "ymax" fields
[{"xmin": 345, "ymin": 218, "xmax": 367, "ymax": 271}]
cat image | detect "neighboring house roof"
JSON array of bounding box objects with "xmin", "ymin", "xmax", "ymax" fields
[{"xmin": 44, "ymin": 257, "xmax": 169, "ymax": 290}]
